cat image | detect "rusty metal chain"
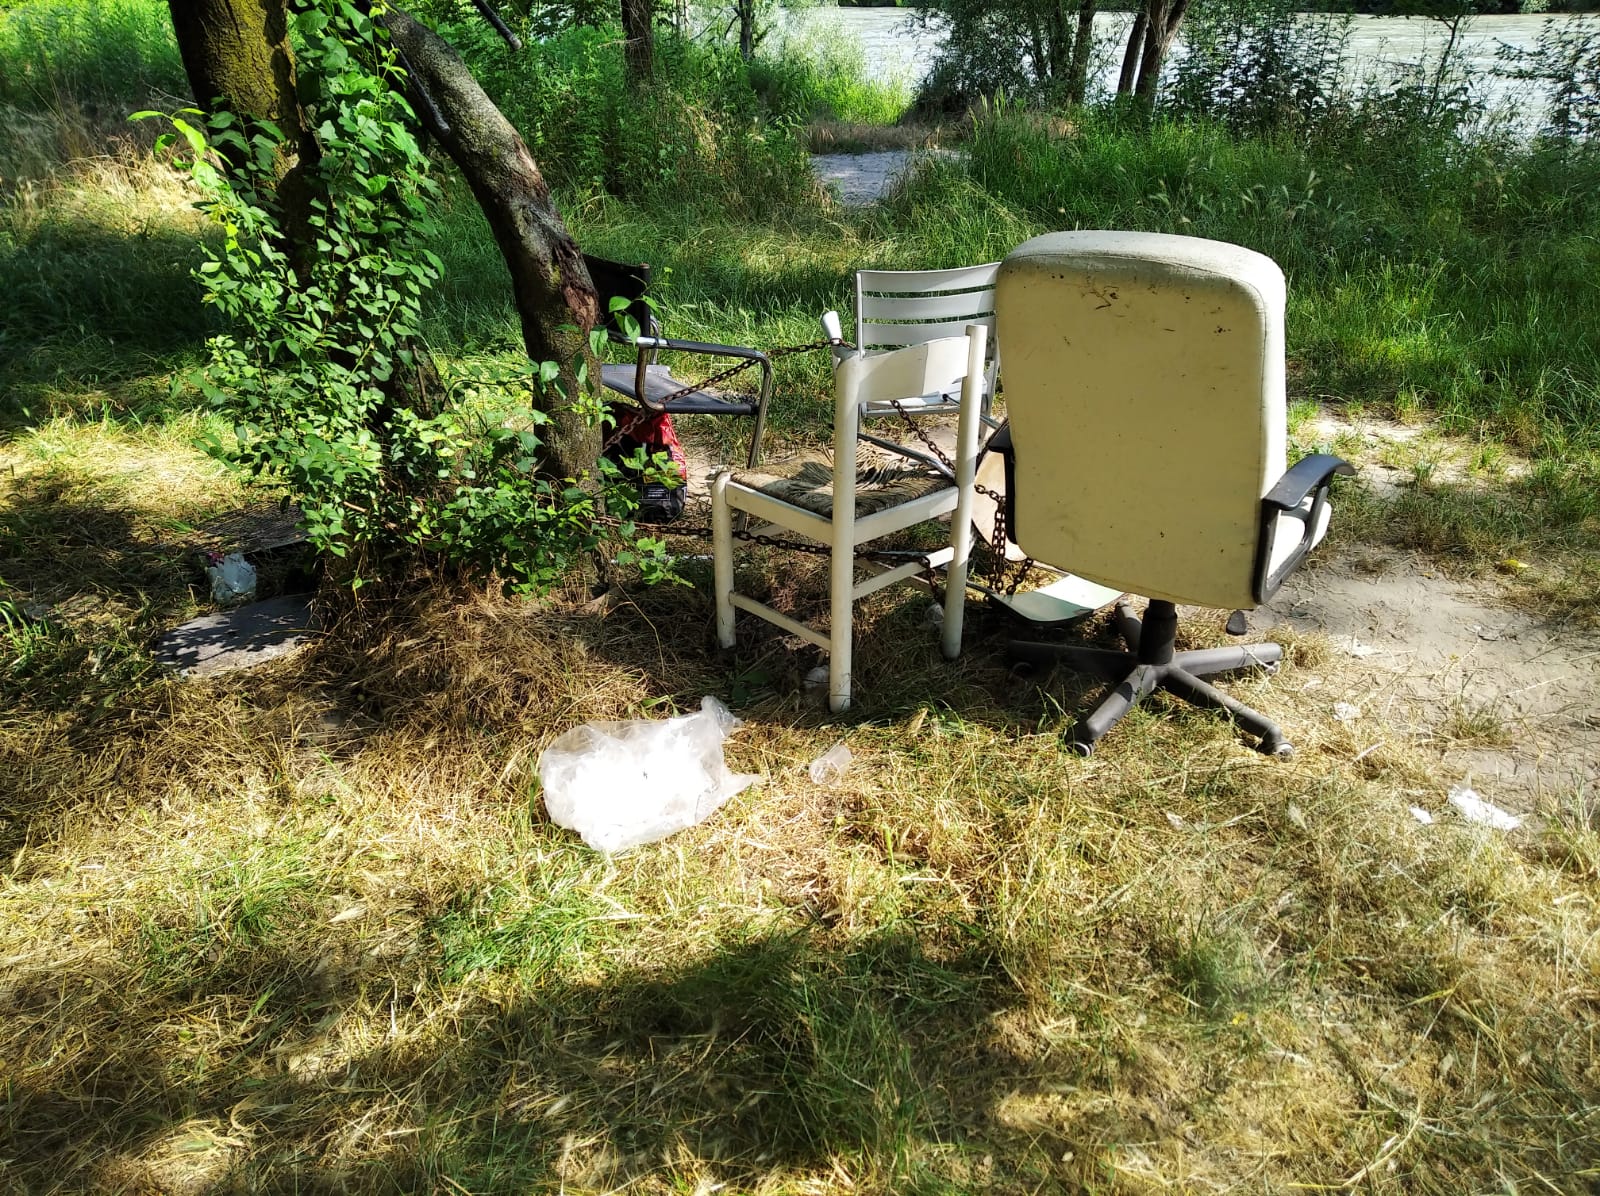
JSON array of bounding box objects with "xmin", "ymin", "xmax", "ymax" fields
[{"xmin": 884, "ymin": 399, "xmax": 1034, "ymax": 596}]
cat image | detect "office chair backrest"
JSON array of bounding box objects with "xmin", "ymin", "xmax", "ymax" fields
[{"xmin": 996, "ymin": 231, "xmax": 1288, "ymax": 611}]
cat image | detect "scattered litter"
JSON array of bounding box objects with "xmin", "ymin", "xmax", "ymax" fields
[
  {"xmin": 804, "ymin": 665, "xmax": 829, "ymax": 692},
  {"xmin": 1333, "ymin": 636, "xmax": 1378, "ymax": 658},
  {"xmin": 1165, "ymin": 811, "xmax": 1186, "ymax": 829},
  {"xmin": 924, "ymin": 602, "xmax": 945, "ymax": 629},
  {"xmin": 1497, "ymin": 558, "xmax": 1528, "ymax": 574},
  {"xmin": 808, "ymin": 741, "xmax": 853, "ymax": 785},
  {"xmin": 1332, "ymin": 701, "xmax": 1361, "ymax": 722},
  {"xmin": 1353, "ymin": 743, "xmax": 1383, "ymax": 763},
  {"xmin": 329, "ymin": 904, "xmax": 367, "ymax": 925},
  {"xmin": 538, "ymin": 697, "xmax": 758, "ymax": 853},
  {"xmin": 1409, "ymin": 806, "xmax": 1434, "ymax": 824},
  {"xmin": 1447, "ymin": 783, "xmax": 1522, "ymax": 831},
  {"xmin": 206, "ymin": 551, "xmax": 257, "ymax": 605},
  {"xmin": 1286, "ymin": 802, "xmax": 1308, "ymax": 829},
  {"xmin": 1473, "ymin": 625, "xmax": 1502, "ymax": 642}
]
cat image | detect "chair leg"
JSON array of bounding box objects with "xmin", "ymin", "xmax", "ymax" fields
[
  {"xmin": 1160, "ymin": 668, "xmax": 1288, "ymax": 754},
  {"xmin": 711, "ymin": 472, "xmax": 737, "ymax": 650},
  {"xmin": 941, "ymin": 515, "xmax": 973, "ymax": 663},
  {"xmin": 828, "ymin": 532, "xmax": 855, "ymax": 714}
]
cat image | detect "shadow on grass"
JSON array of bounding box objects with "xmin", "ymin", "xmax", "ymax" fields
[{"xmin": 1, "ymin": 926, "xmax": 1035, "ymax": 1192}]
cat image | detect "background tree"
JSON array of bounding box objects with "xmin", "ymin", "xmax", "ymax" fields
[
  {"xmin": 621, "ymin": 0, "xmax": 653, "ymax": 84},
  {"xmin": 1117, "ymin": 0, "xmax": 1191, "ymax": 102},
  {"xmin": 913, "ymin": 0, "xmax": 1102, "ymax": 112}
]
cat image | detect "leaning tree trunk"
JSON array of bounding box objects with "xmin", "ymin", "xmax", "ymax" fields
[
  {"xmin": 1117, "ymin": 6, "xmax": 1147, "ymax": 94},
  {"xmin": 383, "ymin": 9, "xmax": 603, "ymax": 483},
  {"xmin": 1134, "ymin": 0, "xmax": 1189, "ymax": 102}
]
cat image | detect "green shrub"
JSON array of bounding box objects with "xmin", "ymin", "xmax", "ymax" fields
[
  {"xmin": 1166, "ymin": 0, "xmax": 1352, "ymax": 134},
  {"xmin": 442, "ymin": 21, "xmax": 817, "ymax": 216}
]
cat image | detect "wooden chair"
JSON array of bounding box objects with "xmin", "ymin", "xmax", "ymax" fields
[{"xmin": 712, "ymin": 326, "xmax": 989, "ymax": 713}]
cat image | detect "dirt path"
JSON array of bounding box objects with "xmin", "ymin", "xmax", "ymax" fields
[
  {"xmin": 1266, "ymin": 551, "xmax": 1600, "ymax": 809},
  {"xmin": 809, "ymin": 150, "xmax": 921, "ymax": 205}
]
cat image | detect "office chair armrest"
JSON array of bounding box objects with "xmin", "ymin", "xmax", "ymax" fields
[
  {"xmin": 1263, "ymin": 453, "xmax": 1355, "ymax": 512},
  {"xmin": 1253, "ymin": 453, "xmax": 1355, "ymax": 602}
]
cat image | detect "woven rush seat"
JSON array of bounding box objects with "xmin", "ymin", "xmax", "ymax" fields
[{"xmin": 730, "ymin": 459, "xmax": 949, "ymax": 518}]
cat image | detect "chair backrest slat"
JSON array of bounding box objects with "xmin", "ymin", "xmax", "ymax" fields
[
  {"xmin": 860, "ymin": 317, "xmax": 996, "ymax": 349},
  {"xmin": 856, "ymin": 264, "xmax": 999, "ymax": 293},
  {"xmin": 840, "ymin": 335, "xmax": 973, "ymax": 411},
  {"xmin": 858, "ymin": 290, "xmax": 996, "ymax": 324}
]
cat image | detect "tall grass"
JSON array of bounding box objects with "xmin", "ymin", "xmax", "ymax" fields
[
  {"xmin": 0, "ymin": 0, "xmax": 182, "ymax": 111},
  {"xmin": 940, "ymin": 103, "xmax": 1600, "ymax": 453}
]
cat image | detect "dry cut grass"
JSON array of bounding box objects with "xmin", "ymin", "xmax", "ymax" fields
[{"xmin": 4, "ymin": 404, "xmax": 1600, "ymax": 1194}]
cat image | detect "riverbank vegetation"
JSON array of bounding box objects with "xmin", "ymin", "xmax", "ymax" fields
[{"xmin": 4, "ymin": 1, "xmax": 1600, "ymax": 1192}]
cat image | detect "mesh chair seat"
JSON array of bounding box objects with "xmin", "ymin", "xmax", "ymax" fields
[
  {"xmin": 598, "ymin": 363, "xmax": 760, "ymax": 416},
  {"xmin": 730, "ymin": 459, "xmax": 950, "ymax": 519}
]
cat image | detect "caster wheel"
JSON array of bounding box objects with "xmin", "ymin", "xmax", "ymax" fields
[
  {"xmin": 1067, "ymin": 736, "xmax": 1095, "ymax": 758},
  {"xmin": 1262, "ymin": 739, "xmax": 1295, "ymax": 758}
]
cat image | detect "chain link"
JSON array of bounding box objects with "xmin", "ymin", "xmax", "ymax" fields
[{"xmin": 884, "ymin": 399, "xmax": 1034, "ymax": 596}]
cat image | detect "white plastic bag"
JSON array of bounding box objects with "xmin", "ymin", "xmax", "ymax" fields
[
  {"xmin": 206, "ymin": 552, "xmax": 257, "ymax": 605},
  {"xmin": 538, "ymin": 696, "xmax": 758, "ymax": 853}
]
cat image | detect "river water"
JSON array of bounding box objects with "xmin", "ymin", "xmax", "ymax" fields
[{"xmin": 781, "ymin": 6, "xmax": 1587, "ymax": 120}]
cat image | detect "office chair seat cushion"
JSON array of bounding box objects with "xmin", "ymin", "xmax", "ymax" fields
[
  {"xmin": 730, "ymin": 460, "xmax": 949, "ymax": 518},
  {"xmin": 599, "ymin": 363, "xmax": 760, "ymax": 416}
]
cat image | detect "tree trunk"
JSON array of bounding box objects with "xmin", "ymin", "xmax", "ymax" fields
[
  {"xmin": 736, "ymin": 0, "xmax": 755, "ymax": 61},
  {"xmin": 383, "ymin": 8, "xmax": 602, "ymax": 483},
  {"xmin": 1068, "ymin": 0, "xmax": 1097, "ymax": 104},
  {"xmin": 621, "ymin": 0, "xmax": 653, "ymax": 85},
  {"xmin": 1117, "ymin": 7, "xmax": 1147, "ymax": 94},
  {"xmin": 166, "ymin": 0, "xmax": 318, "ymax": 269},
  {"xmin": 1134, "ymin": 0, "xmax": 1188, "ymax": 102},
  {"xmin": 1044, "ymin": 1, "xmax": 1071, "ymax": 84}
]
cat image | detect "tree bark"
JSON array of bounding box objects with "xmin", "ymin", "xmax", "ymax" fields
[
  {"xmin": 166, "ymin": 0, "xmax": 318, "ymax": 268},
  {"xmin": 621, "ymin": 0, "xmax": 653, "ymax": 85},
  {"xmin": 383, "ymin": 8, "xmax": 603, "ymax": 482},
  {"xmin": 1068, "ymin": 0, "xmax": 1096, "ymax": 104},
  {"xmin": 1134, "ymin": 0, "xmax": 1188, "ymax": 102},
  {"xmin": 736, "ymin": 0, "xmax": 756, "ymax": 61},
  {"xmin": 1117, "ymin": 7, "xmax": 1146, "ymax": 94}
]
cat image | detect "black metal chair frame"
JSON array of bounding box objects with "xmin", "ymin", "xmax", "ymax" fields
[{"xmin": 585, "ymin": 255, "xmax": 773, "ymax": 470}]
